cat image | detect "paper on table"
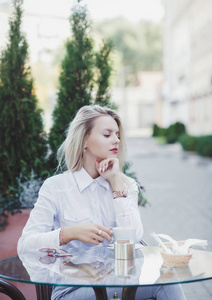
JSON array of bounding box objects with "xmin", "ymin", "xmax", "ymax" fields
[{"xmin": 153, "ymin": 233, "xmax": 208, "ymax": 255}]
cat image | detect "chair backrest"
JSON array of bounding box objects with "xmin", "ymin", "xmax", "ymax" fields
[
  {"xmin": 35, "ymin": 284, "xmax": 52, "ymax": 300},
  {"xmin": 0, "ymin": 278, "xmax": 26, "ymax": 300}
]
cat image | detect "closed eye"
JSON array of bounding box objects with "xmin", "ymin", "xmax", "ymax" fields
[{"xmin": 104, "ymin": 134, "xmax": 120, "ymax": 140}]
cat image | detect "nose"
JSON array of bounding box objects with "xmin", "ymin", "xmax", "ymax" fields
[{"xmin": 113, "ymin": 134, "xmax": 120, "ymax": 144}]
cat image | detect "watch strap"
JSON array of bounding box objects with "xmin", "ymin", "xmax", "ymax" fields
[{"xmin": 112, "ymin": 189, "xmax": 128, "ymax": 199}]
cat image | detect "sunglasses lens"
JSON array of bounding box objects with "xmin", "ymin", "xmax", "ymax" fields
[{"xmin": 39, "ymin": 255, "xmax": 56, "ymax": 264}]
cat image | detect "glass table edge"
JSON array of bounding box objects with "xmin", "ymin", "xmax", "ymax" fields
[
  {"xmin": 1, "ymin": 250, "xmax": 212, "ymax": 288},
  {"xmin": 0, "ymin": 273, "xmax": 212, "ymax": 288}
]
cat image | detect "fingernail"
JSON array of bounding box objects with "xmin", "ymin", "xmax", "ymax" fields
[{"xmin": 102, "ymin": 168, "xmax": 105, "ymax": 172}]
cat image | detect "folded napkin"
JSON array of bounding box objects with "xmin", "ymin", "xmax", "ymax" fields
[{"xmin": 152, "ymin": 232, "xmax": 208, "ymax": 255}]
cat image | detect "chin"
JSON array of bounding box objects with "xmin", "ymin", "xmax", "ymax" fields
[{"xmin": 108, "ymin": 153, "xmax": 118, "ymax": 158}]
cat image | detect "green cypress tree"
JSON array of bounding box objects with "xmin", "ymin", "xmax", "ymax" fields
[
  {"xmin": 49, "ymin": 1, "xmax": 94, "ymax": 160},
  {"xmin": 49, "ymin": 0, "xmax": 114, "ymax": 169},
  {"xmin": 95, "ymin": 40, "xmax": 114, "ymax": 107},
  {"xmin": 0, "ymin": 0, "xmax": 47, "ymax": 193}
]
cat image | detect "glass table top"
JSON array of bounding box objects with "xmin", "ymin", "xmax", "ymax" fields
[{"xmin": 0, "ymin": 246, "xmax": 212, "ymax": 287}]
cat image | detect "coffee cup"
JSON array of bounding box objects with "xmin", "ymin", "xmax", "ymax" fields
[{"xmin": 113, "ymin": 226, "xmax": 136, "ymax": 244}]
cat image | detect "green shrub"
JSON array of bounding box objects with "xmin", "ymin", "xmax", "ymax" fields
[
  {"xmin": 179, "ymin": 134, "xmax": 198, "ymax": 151},
  {"xmin": 166, "ymin": 122, "xmax": 186, "ymax": 144},
  {"xmin": 152, "ymin": 124, "xmax": 160, "ymax": 137},
  {"xmin": 196, "ymin": 135, "xmax": 212, "ymax": 157},
  {"xmin": 0, "ymin": 192, "xmax": 21, "ymax": 231},
  {"xmin": 152, "ymin": 123, "xmax": 167, "ymax": 137},
  {"xmin": 122, "ymin": 162, "xmax": 148, "ymax": 207},
  {"xmin": 7, "ymin": 171, "xmax": 44, "ymax": 209},
  {"xmin": 0, "ymin": 170, "xmax": 44, "ymax": 230},
  {"xmin": 159, "ymin": 127, "xmax": 167, "ymax": 137},
  {"xmin": 153, "ymin": 121, "xmax": 212, "ymax": 158}
]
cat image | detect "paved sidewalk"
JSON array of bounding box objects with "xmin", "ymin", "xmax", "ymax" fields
[{"xmin": 126, "ymin": 137, "xmax": 212, "ymax": 300}]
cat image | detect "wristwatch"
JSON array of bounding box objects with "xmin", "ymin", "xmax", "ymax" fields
[{"xmin": 112, "ymin": 189, "xmax": 128, "ymax": 199}]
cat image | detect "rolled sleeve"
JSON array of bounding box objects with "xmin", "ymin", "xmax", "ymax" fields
[
  {"xmin": 113, "ymin": 180, "xmax": 144, "ymax": 242},
  {"xmin": 17, "ymin": 179, "xmax": 60, "ymax": 254}
]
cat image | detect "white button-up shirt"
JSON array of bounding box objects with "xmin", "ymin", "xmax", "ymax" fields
[{"xmin": 17, "ymin": 168, "xmax": 143, "ymax": 254}]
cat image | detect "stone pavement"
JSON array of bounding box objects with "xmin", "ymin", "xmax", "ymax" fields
[{"xmin": 126, "ymin": 137, "xmax": 212, "ymax": 300}]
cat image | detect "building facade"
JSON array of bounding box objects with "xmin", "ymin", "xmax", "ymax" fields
[
  {"xmin": 111, "ymin": 71, "xmax": 163, "ymax": 137},
  {"xmin": 162, "ymin": 0, "xmax": 212, "ymax": 135}
]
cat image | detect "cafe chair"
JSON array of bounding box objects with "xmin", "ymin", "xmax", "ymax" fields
[
  {"xmin": 0, "ymin": 278, "xmax": 26, "ymax": 300},
  {"xmin": 36, "ymin": 285, "xmax": 108, "ymax": 300},
  {"xmin": 36, "ymin": 284, "xmax": 52, "ymax": 300}
]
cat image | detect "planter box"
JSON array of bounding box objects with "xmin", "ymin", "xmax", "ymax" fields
[
  {"xmin": 0, "ymin": 209, "xmax": 37, "ymax": 300},
  {"xmin": 0, "ymin": 209, "xmax": 31, "ymax": 260}
]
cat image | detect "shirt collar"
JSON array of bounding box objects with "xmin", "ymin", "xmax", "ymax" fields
[
  {"xmin": 73, "ymin": 168, "xmax": 110, "ymax": 192},
  {"xmin": 95, "ymin": 175, "xmax": 110, "ymax": 191}
]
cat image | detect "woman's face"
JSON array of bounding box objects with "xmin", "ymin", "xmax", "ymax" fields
[{"xmin": 84, "ymin": 115, "xmax": 120, "ymax": 163}]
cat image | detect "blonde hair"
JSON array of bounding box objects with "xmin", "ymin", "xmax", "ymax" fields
[{"xmin": 57, "ymin": 105, "xmax": 126, "ymax": 172}]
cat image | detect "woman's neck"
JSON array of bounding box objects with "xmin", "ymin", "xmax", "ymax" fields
[{"xmin": 83, "ymin": 161, "xmax": 99, "ymax": 179}]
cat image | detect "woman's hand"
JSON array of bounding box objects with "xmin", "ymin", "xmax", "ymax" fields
[
  {"xmin": 96, "ymin": 158, "xmax": 120, "ymax": 180},
  {"xmin": 62, "ymin": 223, "xmax": 112, "ymax": 245},
  {"xmin": 96, "ymin": 158, "xmax": 125, "ymax": 191}
]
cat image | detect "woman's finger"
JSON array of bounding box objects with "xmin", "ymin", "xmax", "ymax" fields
[
  {"xmin": 98, "ymin": 225, "xmax": 112, "ymax": 237},
  {"xmin": 93, "ymin": 225, "xmax": 112, "ymax": 242},
  {"xmin": 104, "ymin": 160, "xmax": 109, "ymax": 170},
  {"xmin": 102, "ymin": 160, "xmax": 108, "ymax": 172},
  {"xmin": 95, "ymin": 234, "xmax": 104, "ymax": 243},
  {"xmin": 98, "ymin": 230, "xmax": 112, "ymax": 242},
  {"xmin": 98, "ymin": 159, "xmax": 111, "ymax": 172},
  {"xmin": 94, "ymin": 229, "xmax": 107, "ymax": 243},
  {"xmin": 89, "ymin": 238, "xmax": 100, "ymax": 245}
]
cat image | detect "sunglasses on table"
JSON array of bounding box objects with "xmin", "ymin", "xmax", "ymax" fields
[{"xmin": 39, "ymin": 248, "xmax": 72, "ymax": 264}]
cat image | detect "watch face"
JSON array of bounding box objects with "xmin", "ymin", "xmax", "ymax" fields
[{"xmin": 113, "ymin": 190, "xmax": 128, "ymax": 198}]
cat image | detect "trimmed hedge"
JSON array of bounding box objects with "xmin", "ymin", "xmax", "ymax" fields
[
  {"xmin": 152, "ymin": 123, "xmax": 212, "ymax": 157},
  {"xmin": 152, "ymin": 122, "xmax": 186, "ymax": 144},
  {"xmin": 152, "ymin": 124, "xmax": 166, "ymax": 137},
  {"xmin": 166, "ymin": 122, "xmax": 186, "ymax": 144},
  {"xmin": 178, "ymin": 134, "xmax": 198, "ymax": 152},
  {"xmin": 179, "ymin": 134, "xmax": 212, "ymax": 157},
  {"xmin": 196, "ymin": 135, "xmax": 212, "ymax": 157}
]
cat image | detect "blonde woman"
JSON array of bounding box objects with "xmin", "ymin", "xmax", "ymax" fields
[{"xmin": 18, "ymin": 105, "xmax": 186, "ymax": 300}]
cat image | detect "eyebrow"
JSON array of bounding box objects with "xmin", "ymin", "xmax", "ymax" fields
[{"xmin": 102, "ymin": 129, "xmax": 120, "ymax": 134}]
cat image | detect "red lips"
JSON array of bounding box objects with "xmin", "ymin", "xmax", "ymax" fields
[{"xmin": 110, "ymin": 148, "xmax": 118, "ymax": 153}]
